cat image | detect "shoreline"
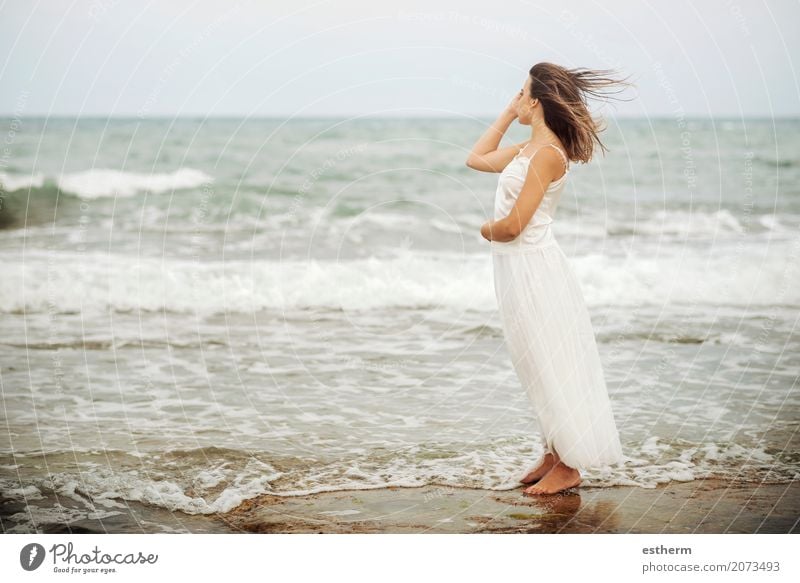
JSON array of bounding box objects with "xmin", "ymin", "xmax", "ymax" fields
[
  {"xmin": 218, "ymin": 477, "xmax": 799, "ymax": 534},
  {"xmin": 4, "ymin": 477, "xmax": 796, "ymax": 534}
]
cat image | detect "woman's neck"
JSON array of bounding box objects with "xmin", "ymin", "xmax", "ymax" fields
[{"xmin": 529, "ymin": 117, "xmax": 558, "ymax": 143}]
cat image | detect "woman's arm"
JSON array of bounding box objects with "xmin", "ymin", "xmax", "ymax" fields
[
  {"xmin": 465, "ymin": 93, "xmax": 525, "ymax": 173},
  {"xmin": 480, "ymin": 147, "xmax": 561, "ymax": 242}
]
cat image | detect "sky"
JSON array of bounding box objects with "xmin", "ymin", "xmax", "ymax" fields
[{"xmin": 1, "ymin": 0, "xmax": 798, "ymax": 118}]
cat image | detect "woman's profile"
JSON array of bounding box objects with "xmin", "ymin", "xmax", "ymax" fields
[{"xmin": 467, "ymin": 62, "xmax": 632, "ymax": 495}]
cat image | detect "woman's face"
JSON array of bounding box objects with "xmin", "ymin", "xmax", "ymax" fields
[{"xmin": 517, "ymin": 76, "xmax": 536, "ymax": 125}]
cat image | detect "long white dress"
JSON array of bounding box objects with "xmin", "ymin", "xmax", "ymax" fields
[{"xmin": 491, "ymin": 144, "xmax": 624, "ymax": 471}]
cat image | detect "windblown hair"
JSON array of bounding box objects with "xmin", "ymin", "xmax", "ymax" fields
[{"xmin": 528, "ymin": 62, "xmax": 633, "ymax": 163}]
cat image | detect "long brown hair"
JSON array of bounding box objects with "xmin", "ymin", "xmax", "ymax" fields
[{"xmin": 528, "ymin": 62, "xmax": 633, "ymax": 163}]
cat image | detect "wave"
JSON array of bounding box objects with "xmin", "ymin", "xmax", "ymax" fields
[
  {"xmin": 0, "ymin": 168, "xmax": 212, "ymax": 198},
  {"xmin": 0, "ymin": 169, "xmax": 214, "ymax": 229},
  {"xmin": 0, "ymin": 171, "xmax": 45, "ymax": 191},
  {"xmin": 2, "ymin": 247, "xmax": 797, "ymax": 315},
  {"xmin": 599, "ymin": 209, "xmax": 798, "ymax": 238},
  {"xmin": 57, "ymin": 168, "xmax": 212, "ymax": 198},
  {"xmin": 2, "ymin": 438, "xmax": 794, "ymax": 532}
]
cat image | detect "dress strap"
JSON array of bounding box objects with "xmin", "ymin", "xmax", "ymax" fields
[
  {"xmin": 545, "ymin": 143, "xmax": 569, "ymax": 171},
  {"xmin": 518, "ymin": 143, "xmax": 569, "ymax": 171}
]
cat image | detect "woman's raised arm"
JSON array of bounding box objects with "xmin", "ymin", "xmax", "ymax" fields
[{"xmin": 466, "ymin": 92, "xmax": 526, "ymax": 173}]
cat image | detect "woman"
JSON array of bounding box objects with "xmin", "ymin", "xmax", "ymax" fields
[{"xmin": 467, "ymin": 62, "xmax": 631, "ymax": 496}]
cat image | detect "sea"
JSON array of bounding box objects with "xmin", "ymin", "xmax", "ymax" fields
[{"xmin": 1, "ymin": 116, "xmax": 798, "ymax": 532}]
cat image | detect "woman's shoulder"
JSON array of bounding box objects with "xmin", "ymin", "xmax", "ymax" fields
[{"xmin": 521, "ymin": 142, "xmax": 569, "ymax": 176}]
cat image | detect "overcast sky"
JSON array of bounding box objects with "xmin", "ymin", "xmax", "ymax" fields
[{"xmin": 1, "ymin": 0, "xmax": 798, "ymax": 117}]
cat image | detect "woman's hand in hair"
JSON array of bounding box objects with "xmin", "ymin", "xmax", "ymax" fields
[{"xmin": 503, "ymin": 90, "xmax": 522, "ymax": 119}]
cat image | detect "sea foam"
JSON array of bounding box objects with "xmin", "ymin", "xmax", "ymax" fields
[
  {"xmin": 56, "ymin": 168, "xmax": 212, "ymax": 198},
  {"xmin": 3, "ymin": 247, "xmax": 797, "ymax": 315},
  {"xmin": 2, "ymin": 168, "xmax": 212, "ymax": 197},
  {"xmin": 0, "ymin": 171, "xmax": 45, "ymax": 192}
]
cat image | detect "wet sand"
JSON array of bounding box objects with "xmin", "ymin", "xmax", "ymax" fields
[
  {"xmin": 220, "ymin": 477, "xmax": 799, "ymax": 534},
  {"xmin": 4, "ymin": 477, "xmax": 796, "ymax": 534}
]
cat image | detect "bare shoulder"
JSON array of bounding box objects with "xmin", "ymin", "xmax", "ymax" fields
[{"xmin": 523, "ymin": 145, "xmax": 565, "ymax": 183}]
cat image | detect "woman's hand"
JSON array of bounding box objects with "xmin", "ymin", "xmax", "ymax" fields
[
  {"xmin": 480, "ymin": 220, "xmax": 493, "ymax": 241},
  {"xmin": 465, "ymin": 89, "xmax": 521, "ymax": 167},
  {"xmin": 503, "ymin": 90, "xmax": 522, "ymax": 119}
]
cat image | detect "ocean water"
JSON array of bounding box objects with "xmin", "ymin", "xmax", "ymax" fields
[{"xmin": 1, "ymin": 117, "xmax": 798, "ymax": 533}]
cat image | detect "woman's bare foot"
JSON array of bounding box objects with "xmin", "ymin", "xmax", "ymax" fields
[
  {"xmin": 522, "ymin": 461, "xmax": 581, "ymax": 495},
  {"xmin": 519, "ymin": 452, "xmax": 557, "ymax": 484}
]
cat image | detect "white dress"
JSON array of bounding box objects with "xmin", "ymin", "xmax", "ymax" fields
[{"xmin": 491, "ymin": 144, "xmax": 624, "ymax": 471}]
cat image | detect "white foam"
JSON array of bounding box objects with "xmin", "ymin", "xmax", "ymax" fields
[
  {"xmin": 3, "ymin": 245, "xmax": 796, "ymax": 315},
  {"xmin": 0, "ymin": 171, "xmax": 45, "ymax": 192},
  {"xmin": 0, "ymin": 482, "xmax": 44, "ymax": 501},
  {"xmin": 56, "ymin": 168, "xmax": 212, "ymax": 198},
  {"xmin": 4, "ymin": 436, "xmax": 793, "ymax": 534},
  {"xmin": 38, "ymin": 457, "xmax": 283, "ymax": 516}
]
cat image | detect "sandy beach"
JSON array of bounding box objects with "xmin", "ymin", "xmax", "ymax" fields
[
  {"xmin": 219, "ymin": 478, "xmax": 799, "ymax": 534},
  {"xmin": 8, "ymin": 477, "xmax": 794, "ymax": 534}
]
